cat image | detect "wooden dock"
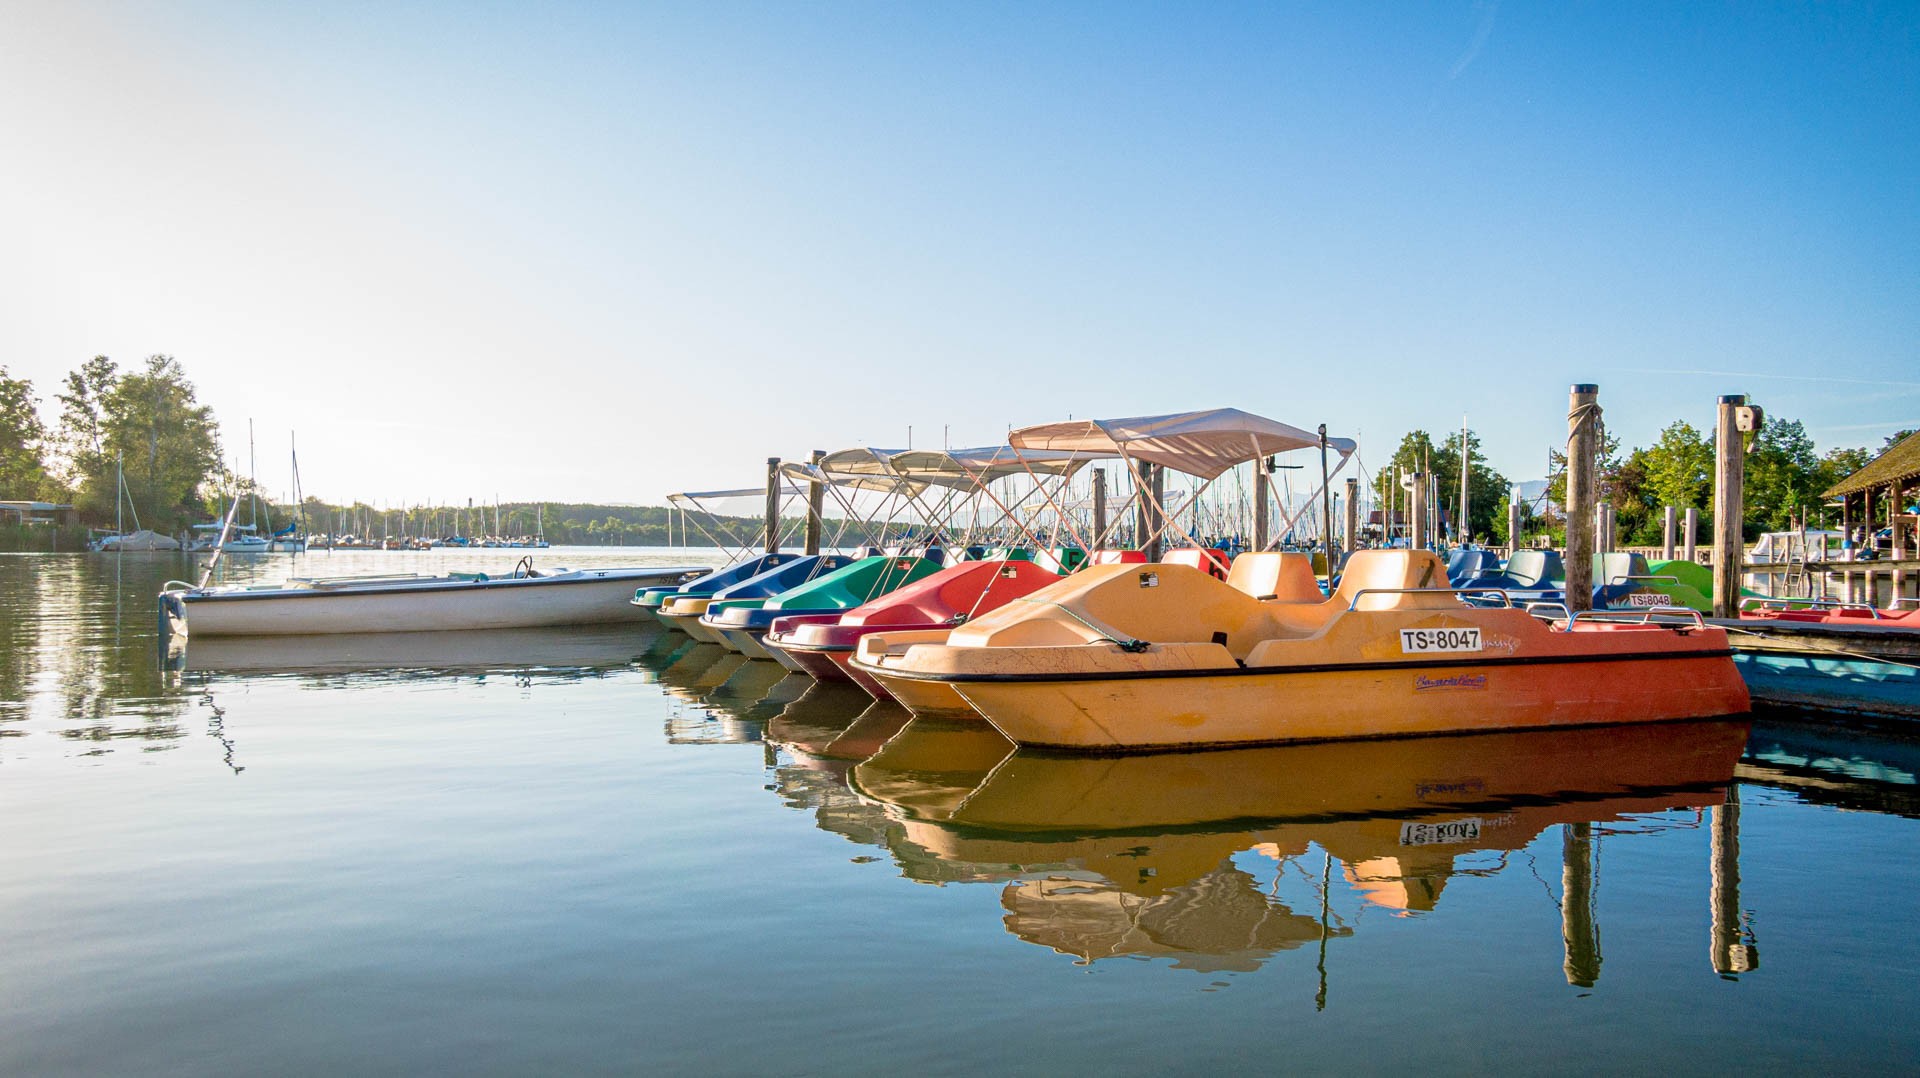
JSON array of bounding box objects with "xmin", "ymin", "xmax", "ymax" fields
[{"xmin": 1707, "ymin": 617, "xmax": 1920, "ymax": 721}]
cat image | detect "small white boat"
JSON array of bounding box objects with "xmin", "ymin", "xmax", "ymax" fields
[
  {"xmin": 90, "ymin": 529, "xmax": 181, "ymax": 552},
  {"xmin": 161, "ymin": 563, "xmax": 711, "ymax": 638},
  {"xmin": 221, "ymin": 529, "xmax": 273, "ymax": 554}
]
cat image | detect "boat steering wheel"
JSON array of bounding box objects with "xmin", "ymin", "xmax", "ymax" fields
[{"xmin": 515, "ymin": 555, "xmax": 539, "ymax": 578}]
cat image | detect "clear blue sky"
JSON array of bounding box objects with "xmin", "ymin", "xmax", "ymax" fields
[{"xmin": 3, "ymin": 2, "xmax": 1914, "ymax": 504}]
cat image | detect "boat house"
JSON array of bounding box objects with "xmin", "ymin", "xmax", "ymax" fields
[
  {"xmin": 0, "ymin": 500, "xmax": 77, "ymax": 527},
  {"xmin": 1825, "ymin": 431, "xmax": 1919, "ymax": 559}
]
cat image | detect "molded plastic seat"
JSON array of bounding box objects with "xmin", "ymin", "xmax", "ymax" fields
[
  {"xmin": 1330, "ymin": 549, "xmax": 1461, "ymax": 611},
  {"xmin": 1162, "ymin": 547, "xmax": 1232, "ymax": 580},
  {"xmin": 1480, "ymin": 549, "xmax": 1565, "ymax": 590},
  {"xmin": 1091, "ymin": 549, "xmax": 1147, "ymax": 564},
  {"xmin": 948, "ymin": 563, "xmax": 1282, "ymax": 656},
  {"xmin": 1034, "ymin": 547, "xmax": 1088, "ymax": 574},
  {"xmin": 1446, "ymin": 549, "xmax": 1502, "ymax": 587},
  {"xmin": 1592, "ymin": 552, "xmax": 1651, "ymax": 588},
  {"xmin": 1225, "ymin": 552, "xmax": 1323, "ymax": 602}
]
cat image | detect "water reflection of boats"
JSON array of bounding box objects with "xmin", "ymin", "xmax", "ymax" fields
[
  {"xmin": 662, "ymin": 659, "xmax": 808, "ymax": 744},
  {"xmin": 1738, "ymin": 718, "xmax": 1920, "ymax": 818},
  {"xmin": 765, "ymin": 685, "xmax": 909, "ymax": 764},
  {"xmin": 851, "ymin": 718, "xmax": 1750, "ymax": 970},
  {"xmin": 650, "ymin": 643, "xmax": 736, "ymax": 697},
  {"xmin": 175, "ymin": 625, "xmax": 660, "ymax": 677}
]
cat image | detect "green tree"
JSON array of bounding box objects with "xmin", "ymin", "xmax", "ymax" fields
[
  {"xmin": 51, "ymin": 354, "xmax": 117, "ymax": 502},
  {"xmin": 1434, "ymin": 430, "xmax": 1510, "ymax": 542},
  {"xmin": 0, "ymin": 366, "xmax": 50, "ymax": 498},
  {"xmin": 1816, "ymin": 445, "xmax": 1872, "ymax": 496},
  {"xmin": 1745, "ymin": 417, "xmax": 1821, "ymax": 533},
  {"xmin": 1638, "ymin": 421, "xmax": 1714, "ymax": 515},
  {"xmin": 1371, "ymin": 431, "xmax": 1436, "ymax": 536},
  {"xmin": 98, "ymin": 355, "xmax": 223, "ymax": 532},
  {"xmin": 1884, "ymin": 429, "xmax": 1918, "ymax": 452}
]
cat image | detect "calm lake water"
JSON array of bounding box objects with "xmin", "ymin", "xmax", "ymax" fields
[{"xmin": 4, "ymin": 549, "xmax": 1918, "ymax": 1074}]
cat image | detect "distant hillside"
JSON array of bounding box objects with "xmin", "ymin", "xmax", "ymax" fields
[{"xmin": 287, "ymin": 499, "xmax": 798, "ymax": 547}]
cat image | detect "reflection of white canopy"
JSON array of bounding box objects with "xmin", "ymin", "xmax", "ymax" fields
[{"xmin": 1008, "ymin": 408, "xmax": 1356, "ymax": 480}]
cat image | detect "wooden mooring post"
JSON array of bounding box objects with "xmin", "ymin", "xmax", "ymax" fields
[
  {"xmin": 1507, "ymin": 484, "xmax": 1522, "ymax": 555},
  {"xmin": 803, "ymin": 449, "xmax": 825, "ymax": 555},
  {"xmin": 1408, "ymin": 471, "xmax": 1429, "ymax": 548},
  {"xmin": 1565, "ymin": 385, "xmax": 1600, "ymax": 612},
  {"xmin": 764, "ymin": 456, "xmax": 783, "ymax": 554},
  {"xmin": 1139, "ymin": 463, "xmax": 1164, "ymax": 561},
  {"xmin": 1091, "ymin": 467, "xmax": 1108, "ymax": 549},
  {"xmin": 1712, "ymin": 395, "xmax": 1761, "ymax": 618},
  {"xmin": 1662, "ymin": 506, "xmax": 1677, "ymax": 561},
  {"xmin": 1684, "ymin": 507, "xmax": 1699, "ymax": 563},
  {"xmin": 1252, "ymin": 459, "xmax": 1269, "ymax": 551},
  {"xmin": 1345, "ymin": 477, "xmax": 1359, "ymax": 556}
]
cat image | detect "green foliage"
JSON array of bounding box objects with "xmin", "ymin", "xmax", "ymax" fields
[
  {"xmin": 1744, "ymin": 418, "xmax": 1822, "ymax": 532},
  {"xmin": 1884, "ymin": 429, "xmax": 1918, "ymax": 452},
  {"xmin": 51, "ymin": 354, "xmax": 223, "ymax": 532},
  {"xmin": 1370, "ymin": 431, "xmax": 1435, "ymax": 530},
  {"xmin": 1639, "ymin": 421, "xmax": 1713, "ymax": 515},
  {"xmin": 1817, "ymin": 446, "xmax": 1872, "ymax": 493},
  {"xmin": 287, "ymin": 499, "xmax": 774, "ymax": 547},
  {"xmin": 1436, "ymin": 430, "xmax": 1510, "ymax": 542},
  {"xmin": 53, "ymin": 355, "xmax": 116, "ymax": 498},
  {"xmin": 0, "ymin": 366, "xmax": 50, "ymax": 498},
  {"xmin": 1369, "ymin": 429, "xmax": 1509, "ymax": 542}
]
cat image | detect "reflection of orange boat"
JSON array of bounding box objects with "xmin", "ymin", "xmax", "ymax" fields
[
  {"xmin": 853, "ymin": 550, "xmax": 1750, "ymax": 749},
  {"xmin": 853, "ymin": 718, "xmax": 1748, "ymax": 942}
]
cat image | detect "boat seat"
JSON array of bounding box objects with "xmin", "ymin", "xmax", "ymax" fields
[
  {"xmin": 1330, "ymin": 549, "xmax": 1461, "ymax": 611},
  {"xmin": 1162, "ymin": 547, "xmax": 1232, "ymax": 580},
  {"xmin": 1225, "ymin": 552, "xmax": 1323, "ymax": 602},
  {"xmin": 1446, "ymin": 548, "xmax": 1502, "ymax": 586},
  {"xmin": 1034, "ymin": 547, "xmax": 1088, "ymax": 574},
  {"xmin": 1091, "ymin": 549, "xmax": 1147, "ymax": 564},
  {"xmin": 949, "ymin": 563, "xmax": 1286, "ymax": 658},
  {"xmin": 1593, "ymin": 552, "xmax": 1651, "ymax": 587},
  {"xmin": 1505, "ymin": 549, "xmax": 1564, "ymax": 588}
]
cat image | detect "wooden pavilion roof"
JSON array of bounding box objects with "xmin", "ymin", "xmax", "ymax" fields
[{"xmin": 1826, "ymin": 430, "xmax": 1920, "ymax": 497}]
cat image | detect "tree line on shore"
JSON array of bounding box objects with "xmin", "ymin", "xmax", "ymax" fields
[
  {"xmin": 2, "ymin": 355, "xmax": 221, "ymax": 540},
  {"xmin": 2, "ymin": 354, "xmax": 1911, "ymax": 551},
  {"xmin": 1374, "ymin": 419, "xmax": 1912, "ymax": 546}
]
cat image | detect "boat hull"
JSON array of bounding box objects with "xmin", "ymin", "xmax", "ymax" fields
[
  {"xmin": 946, "ymin": 651, "xmax": 1749, "ymax": 750},
  {"xmin": 168, "ymin": 567, "xmax": 705, "ymax": 637}
]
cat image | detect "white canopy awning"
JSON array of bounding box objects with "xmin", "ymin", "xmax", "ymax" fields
[
  {"xmin": 777, "ymin": 459, "xmax": 929, "ymax": 497},
  {"xmin": 666, "ymin": 485, "xmax": 809, "ymax": 510},
  {"xmin": 888, "ymin": 445, "xmax": 1097, "ymax": 486},
  {"xmin": 1008, "ymin": 407, "xmax": 1356, "ymax": 480}
]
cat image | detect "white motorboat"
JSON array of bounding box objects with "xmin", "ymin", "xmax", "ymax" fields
[{"xmin": 161, "ymin": 562, "xmax": 711, "ymax": 637}]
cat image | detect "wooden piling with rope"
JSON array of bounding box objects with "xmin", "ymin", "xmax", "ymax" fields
[{"xmin": 1565, "ymin": 385, "xmax": 1600, "ymax": 612}]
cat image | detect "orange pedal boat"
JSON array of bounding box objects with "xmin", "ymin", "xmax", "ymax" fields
[{"xmin": 850, "ymin": 549, "xmax": 1750, "ymax": 751}]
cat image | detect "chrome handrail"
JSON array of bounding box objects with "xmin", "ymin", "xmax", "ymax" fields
[
  {"xmin": 1567, "ymin": 606, "xmax": 1706, "ymax": 630},
  {"xmin": 1346, "ymin": 586, "xmax": 1513, "ymax": 611},
  {"xmin": 1524, "ymin": 600, "xmax": 1573, "ymax": 622}
]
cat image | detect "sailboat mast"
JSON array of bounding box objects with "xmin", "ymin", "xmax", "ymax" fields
[
  {"xmin": 248, "ymin": 420, "xmax": 259, "ymax": 530},
  {"xmin": 1460, "ymin": 413, "xmax": 1470, "ymax": 545}
]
